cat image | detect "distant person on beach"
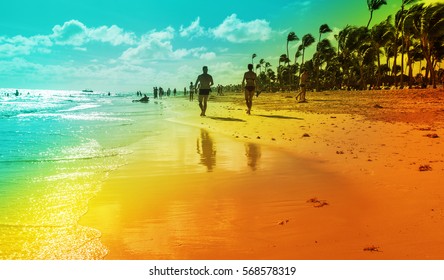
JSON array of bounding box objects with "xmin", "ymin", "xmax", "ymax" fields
[
  {"xmin": 189, "ymin": 82, "xmax": 195, "ymax": 101},
  {"xmin": 298, "ymin": 70, "xmax": 308, "ymax": 103},
  {"xmin": 133, "ymin": 94, "xmax": 149, "ymax": 103},
  {"xmin": 153, "ymin": 87, "xmax": 158, "ymax": 99},
  {"xmin": 242, "ymin": 64, "xmax": 257, "ymax": 115},
  {"xmin": 195, "ymin": 66, "xmax": 214, "ymax": 116}
]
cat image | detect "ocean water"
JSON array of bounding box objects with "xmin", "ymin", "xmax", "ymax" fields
[{"xmin": 0, "ymin": 88, "xmax": 164, "ymax": 259}]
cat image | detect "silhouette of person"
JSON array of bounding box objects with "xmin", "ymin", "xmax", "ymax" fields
[
  {"xmin": 242, "ymin": 64, "xmax": 257, "ymax": 115},
  {"xmin": 133, "ymin": 94, "xmax": 149, "ymax": 103},
  {"xmin": 153, "ymin": 87, "xmax": 158, "ymax": 99},
  {"xmin": 298, "ymin": 70, "xmax": 308, "ymax": 103},
  {"xmin": 140, "ymin": 94, "xmax": 149, "ymax": 102},
  {"xmin": 195, "ymin": 66, "xmax": 214, "ymax": 116},
  {"xmin": 189, "ymin": 82, "xmax": 195, "ymax": 101}
]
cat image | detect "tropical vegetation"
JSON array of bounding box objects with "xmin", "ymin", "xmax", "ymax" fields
[{"xmin": 251, "ymin": 1, "xmax": 444, "ymax": 92}]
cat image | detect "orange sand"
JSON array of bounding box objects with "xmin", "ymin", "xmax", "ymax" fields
[{"xmin": 80, "ymin": 88, "xmax": 444, "ymax": 259}]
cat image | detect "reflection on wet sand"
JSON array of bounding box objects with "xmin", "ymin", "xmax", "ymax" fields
[
  {"xmin": 81, "ymin": 123, "xmax": 354, "ymax": 259},
  {"xmin": 245, "ymin": 143, "xmax": 261, "ymax": 170},
  {"xmin": 196, "ymin": 129, "xmax": 216, "ymax": 172}
]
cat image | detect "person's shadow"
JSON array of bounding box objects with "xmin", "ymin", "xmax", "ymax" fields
[
  {"xmin": 196, "ymin": 129, "xmax": 216, "ymax": 172},
  {"xmin": 245, "ymin": 143, "xmax": 261, "ymax": 171}
]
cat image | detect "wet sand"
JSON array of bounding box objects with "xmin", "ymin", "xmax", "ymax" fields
[{"xmin": 80, "ymin": 88, "xmax": 444, "ymax": 259}]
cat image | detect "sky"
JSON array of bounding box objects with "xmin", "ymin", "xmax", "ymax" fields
[{"xmin": 0, "ymin": 0, "xmax": 442, "ymax": 92}]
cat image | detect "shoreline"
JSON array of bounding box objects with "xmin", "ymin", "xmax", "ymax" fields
[{"xmin": 80, "ymin": 89, "xmax": 444, "ymax": 259}]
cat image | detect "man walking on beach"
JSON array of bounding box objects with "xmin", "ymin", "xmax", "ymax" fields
[{"xmin": 195, "ymin": 66, "xmax": 214, "ymax": 116}]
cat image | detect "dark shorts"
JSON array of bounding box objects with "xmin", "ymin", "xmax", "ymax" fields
[
  {"xmin": 245, "ymin": 86, "xmax": 255, "ymax": 92},
  {"xmin": 199, "ymin": 89, "xmax": 211, "ymax": 95}
]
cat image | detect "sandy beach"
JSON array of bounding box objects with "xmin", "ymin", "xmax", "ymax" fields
[{"xmin": 80, "ymin": 88, "xmax": 444, "ymax": 260}]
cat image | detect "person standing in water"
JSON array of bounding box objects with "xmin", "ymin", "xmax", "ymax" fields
[
  {"xmin": 242, "ymin": 64, "xmax": 257, "ymax": 115},
  {"xmin": 195, "ymin": 66, "xmax": 214, "ymax": 116}
]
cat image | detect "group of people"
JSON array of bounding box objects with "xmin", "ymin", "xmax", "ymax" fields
[
  {"xmin": 193, "ymin": 64, "xmax": 254, "ymax": 117},
  {"xmin": 133, "ymin": 91, "xmax": 149, "ymax": 103},
  {"xmin": 135, "ymin": 65, "xmax": 308, "ymax": 115},
  {"xmin": 152, "ymin": 87, "xmax": 177, "ymax": 99},
  {"xmin": 193, "ymin": 64, "xmax": 308, "ymax": 117}
]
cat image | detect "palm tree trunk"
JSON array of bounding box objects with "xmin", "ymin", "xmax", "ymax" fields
[
  {"xmin": 400, "ymin": 37, "xmax": 405, "ymax": 88},
  {"xmin": 376, "ymin": 53, "xmax": 381, "ymax": 88},
  {"xmin": 392, "ymin": 30, "xmax": 399, "ymax": 87},
  {"xmin": 405, "ymin": 39, "xmax": 412, "ymax": 88},
  {"xmin": 367, "ymin": 11, "xmax": 373, "ymax": 29}
]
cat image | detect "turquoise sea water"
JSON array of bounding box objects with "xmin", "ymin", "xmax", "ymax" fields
[{"xmin": 0, "ymin": 88, "xmax": 164, "ymax": 259}]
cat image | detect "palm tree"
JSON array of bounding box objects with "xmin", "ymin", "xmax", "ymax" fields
[
  {"xmin": 286, "ymin": 32, "xmax": 299, "ymax": 64},
  {"xmin": 259, "ymin": 58, "xmax": 265, "ymax": 73},
  {"xmin": 300, "ymin": 34, "xmax": 316, "ymax": 73},
  {"xmin": 286, "ymin": 32, "xmax": 299, "ymax": 87},
  {"xmin": 267, "ymin": 68, "xmax": 276, "ymax": 88},
  {"xmin": 278, "ymin": 54, "xmax": 288, "ymax": 86},
  {"xmin": 252, "ymin": 53, "xmax": 257, "ymax": 65},
  {"xmin": 402, "ymin": 7, "xmax": 419, "ymax": 88},
  {"xmin": 315, "ymin": 39, "xmax": 336, "ymax": 90},
  {"xmin": 409, "ymin": 3, "xmax": 444, "ymax": 88},
  {"xmin": 395, "ymin": 0, "xmax": 420, "ymax": 87},
  {"xmin": 294, "ymin": 48, "xmax": 302, "ymax": 65},
  {"xmin": 279, "ymin": 54, "xmax": 288, "ymax": 66},
  {"xmin": 382, "ymin": 22, "xmax": 396, "ymax": 86},
  {"xmin": 338, "ymin": 25, "xmax": 371, "ymax": 89},
  {"xmin": 264, "ymin": 62, "xmax": 271, "ymax": 73},
  {"xmin": 318, "ymin": 24, "xmax": 333, "ymax": 43},
  {"xmin": 367, "ymin": 0, "xmax": 388, "ymax": 28},
  {"xmin": 315, "ymin": 24, "xmax": 333, "ymax": 91},
  {"xmin": 371, "ymin": 16, "xmax": 394, "ymax": 88}
]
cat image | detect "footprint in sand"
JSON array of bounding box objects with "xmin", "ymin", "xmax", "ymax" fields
[
  {"xmin": 363, "ymin": 245, "xmax": 382, "ymax": 252},
  {"xmin": 278, "ymin": 219, "xmax": 290, "ymax": 226},
  {"xmin": 424, "ymin": 133, "xmax": 439, "ymax": 138},
  {"xmin": 419, "ymin": 164, "xmax": 432, "ymax": 171},
  {"xmin": 306, "ymin": 197, "xmax": 329, "ymax": 208}
]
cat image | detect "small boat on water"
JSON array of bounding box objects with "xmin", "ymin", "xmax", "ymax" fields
[{"xmin": 82, "ymin": 89, "xmax": 93, "ymax": 93}]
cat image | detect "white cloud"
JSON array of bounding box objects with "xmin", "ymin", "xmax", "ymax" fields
[
  {"xmin": 51, "ymin": 20, "xmax": 88, "ymax": 46},
  {"xmin": 210, "ymin": 61, "xmax": 244, "ymax": 85},
  {"xmin": 0, "ymin": 35, "xmax": 53, "ymax": 57},
  {"xmin": 211, "ymin": 14, "xmax": 272, "ymax": 43},
  {"xmin": 89, "ymin": 25, "xmax": 137, "ymax": 46},
  {"xmin": 74, "ymin": 47, "xmax": 87, "ymax": 52},
  {"xmin": 119, "ymin": 27, "xmax": 215, "ymax": 63},
  {"xmin": 0, "ymin": 19, "xmax": 139, "ymax": 58},
  {"xmin": 51, "ymin": 20, "xmax": 136, "ymax": 46},
  {"xmin": 172, "ymin": 47, "xmax": 215, "ymax": 60},
  {"xmin": 180, "ymin": 17, "xmax": 205, "ymax": 38},
  {"xmin": 199, "ymin": 52, "xmax": 216, "ymax": 60},
  {"xmin": 119, "ymin": 27, "xmax": 175, "ymax": 63}
]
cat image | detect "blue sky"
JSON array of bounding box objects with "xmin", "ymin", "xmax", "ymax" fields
[{"xmin": 0, "ymin": 0, "xmax": 441, "ymax": 92}]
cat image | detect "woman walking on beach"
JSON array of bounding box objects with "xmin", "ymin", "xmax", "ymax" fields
[
  {"xmin": 195, "ymin": 66, "xmax": 214, "ymax": 116},
  {"xmin": 242, "ymin": 64, "xmax": 257, "ymax": 115},
  {"xmin": 298, "ymin": 70, "xmax": 308, "ymax": 103}
]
